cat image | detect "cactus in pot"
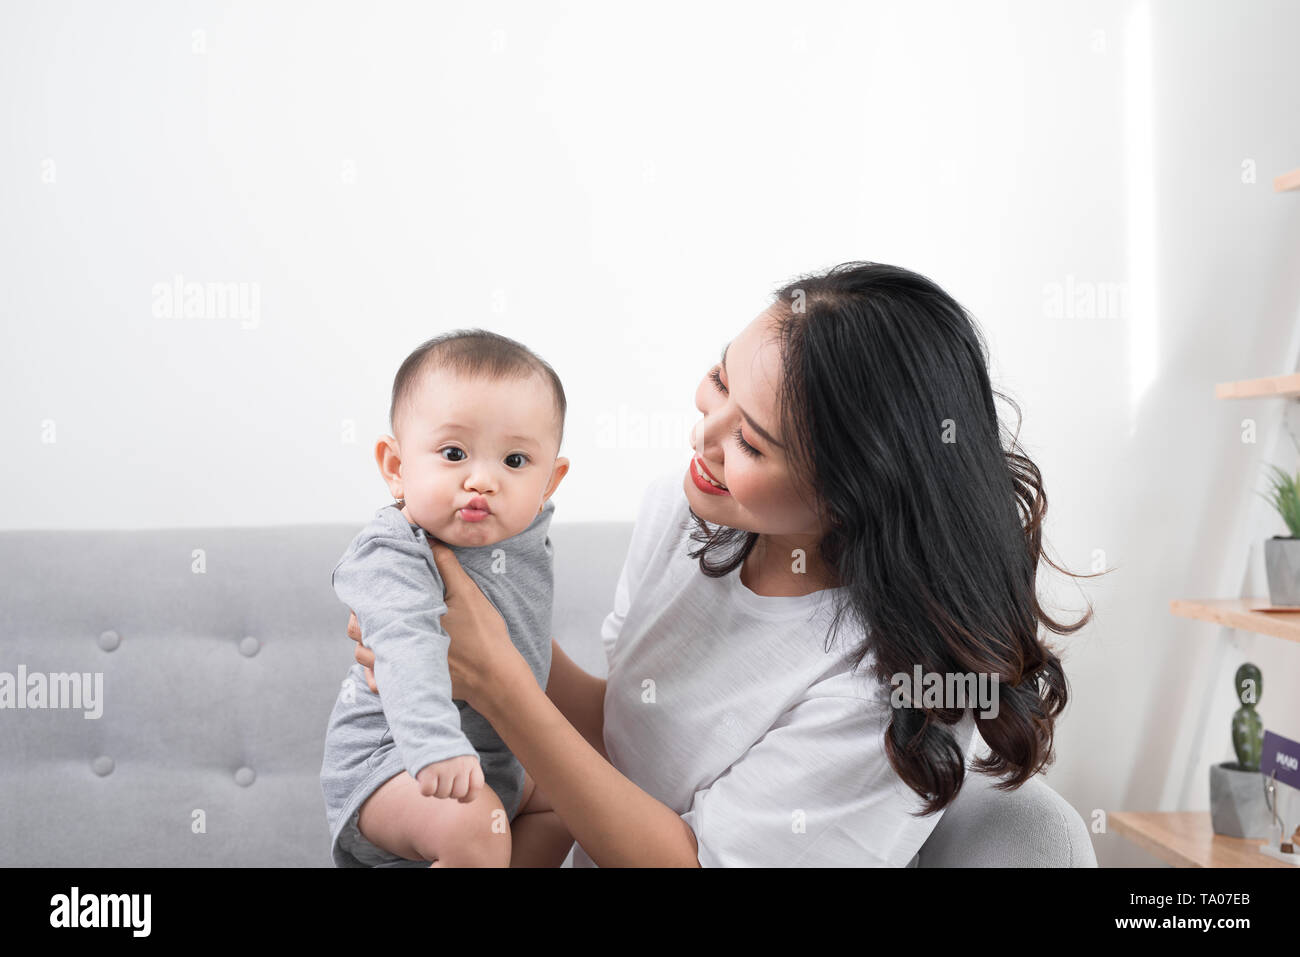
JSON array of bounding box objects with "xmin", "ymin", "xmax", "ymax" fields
[
  {"xmin": 1231, "ymin": 663, "xmax": 1263, "ymax": 771},
  {"xmin": 1210, "ymin": 662, "xmax": 1271, "ymax": 837}
]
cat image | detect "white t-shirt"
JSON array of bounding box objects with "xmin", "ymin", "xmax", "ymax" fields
[{"xmin": 571, "ymin": 468, "xmax": 983, "ymax": 867}]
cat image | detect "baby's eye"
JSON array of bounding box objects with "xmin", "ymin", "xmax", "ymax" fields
[
  {"xmin": 505, "ymin": 453, "xmax": 527, "ymax": 469},
  {"xmin": 440, "ymin": 448, "xmax": 466, "ymax": 462}
]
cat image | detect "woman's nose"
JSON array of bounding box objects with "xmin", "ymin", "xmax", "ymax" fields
[
  {"xmin": 693, "ymin": 376, "xmax": 728, "ymax": 455},
  {"xmin": 692, "ymin": 410, "xmax": 727, "ymax": 457}
]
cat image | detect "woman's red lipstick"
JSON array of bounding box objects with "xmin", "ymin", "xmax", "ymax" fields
[{"xmin": 689, "ymin": 454, "xmax": 730, "ymax": 496}]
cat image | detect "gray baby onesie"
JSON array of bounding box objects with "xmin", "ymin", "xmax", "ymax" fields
[{"xmin": 319, "ymin": 500, "xmax": 555, "ymax": 867}]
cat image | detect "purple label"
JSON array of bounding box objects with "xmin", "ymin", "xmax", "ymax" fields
[{"xmin": 1261, "ymin": 730, "xmax": 1300, "ymax": 790}]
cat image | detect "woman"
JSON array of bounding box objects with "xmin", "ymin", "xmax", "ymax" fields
[{"xmin": 348, "ymin": 261, "xmax": 1095, "ymax": 867}]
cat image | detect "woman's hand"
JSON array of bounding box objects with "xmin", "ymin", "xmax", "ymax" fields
[
  {"xmin": 426, "ymin": 539, "xmax": 527, "ymax": 711},
  {"xmin": 346, "ymin": 539, "xmax": 526, "ymax": 710}
]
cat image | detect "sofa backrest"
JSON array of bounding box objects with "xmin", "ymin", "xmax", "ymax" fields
[
  {"xmin": 0, "ymin": 520, "xmax": 1094, "ymax": 867},
  {"xmin": 0, "ymin": 521, "xmax": 626, "ymax": 866}
]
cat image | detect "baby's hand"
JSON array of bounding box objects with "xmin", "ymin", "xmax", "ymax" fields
[{"xmin": 416, "ymin": 755, "xmax": 484, "ymax": 803}]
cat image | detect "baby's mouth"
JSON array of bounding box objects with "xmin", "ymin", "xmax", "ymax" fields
[{"xmin": 459, "ymin": 496, "xmax": 491, "ymax": 522}]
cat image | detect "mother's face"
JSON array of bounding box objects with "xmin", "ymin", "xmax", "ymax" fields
[{"xmin": 685, "ymin": 307, "xmax": 826, "ymax": 542}]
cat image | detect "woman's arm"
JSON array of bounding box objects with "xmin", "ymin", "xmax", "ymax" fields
[
  {"xmin": 420, "ymin": 540, "xmax": 700, "ymax": 868},
  {"xmin": 352, "ymin": 616, "xmax": 696, "ymax": 865},
  {"xmin": 545, "ymin": 639, "xmax": 609, "ymax": 762},
  {"xmin": 349, "ymin": 618, "xmax": 609, "ymax": 762},
  {"xmin": 479, "ymin": 657, "xmax": 700, "ymax": 868}
]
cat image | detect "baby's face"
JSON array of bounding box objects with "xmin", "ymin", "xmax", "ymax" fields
[{"xmin": 382, "ymin": 368, "xmax": 566, "ymax": 548}]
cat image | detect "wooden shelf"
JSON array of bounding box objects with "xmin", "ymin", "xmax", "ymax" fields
[
  {"xmin": 1111, "ymin": 811, "xmax": 1293, "ymax": 867},
  {"xmin": 1215, "ymin": 373, "xmax": 1300, "ymax": 399},
  {"xmin": 1170, "ymin": 597, "xmax": 1300, "ymax": 644},
  {"xmin": 1275, "ymin": 167, "xmax": 1300, "ymax": 192}
]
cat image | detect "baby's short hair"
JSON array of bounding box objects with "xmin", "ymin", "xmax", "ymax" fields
[{"xmin": 389, "ymin": 328, "xmax": 566, "ymax": 453}]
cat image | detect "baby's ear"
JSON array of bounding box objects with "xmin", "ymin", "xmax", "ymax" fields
[
  {"xmin": 544, "ymin": 457, "xmax": 570, "ymax": 500},
  {"xmin": 374, "ymin": 435, "xmax": 403, "ymax": 497}
]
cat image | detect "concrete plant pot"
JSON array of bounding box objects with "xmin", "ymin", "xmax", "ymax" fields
[
  {"xmin": 1209, "ymin": 762, "xmax": 1273, "ymax": 838},
  {"xmin": 1265, "ymin": 536, "xmax": 1300, "ymax": 606}
]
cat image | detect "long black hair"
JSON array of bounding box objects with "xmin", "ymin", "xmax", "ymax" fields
[{"xmin": 683, "ymin": 262, "xmax": 1101, "ymax": 815}]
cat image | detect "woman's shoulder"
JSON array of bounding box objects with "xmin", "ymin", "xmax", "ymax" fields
[
  {"xmin": 638, "ymin": 466, "xmax": 689, "ymax": 518},
  {"xmin": 601, "ymin": 466, "xmax": 695, "ymax": 600},
  {"xmin": 627, "ymin": 467, "xmax": 692, "ymax": 543}
]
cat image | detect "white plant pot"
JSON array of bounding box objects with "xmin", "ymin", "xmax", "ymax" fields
[
  {"xmin": 1209, "ymin": 762, "xmax": 1273, "ymax": 839},
  {"xmin": 1265, "ymin": 536, "xmax": 1300, "ymax": 606}
]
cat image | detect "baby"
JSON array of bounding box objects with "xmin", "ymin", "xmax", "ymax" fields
[{"xmin": 320, "ymin": 328, "xmax": 570, "ymax": 867}]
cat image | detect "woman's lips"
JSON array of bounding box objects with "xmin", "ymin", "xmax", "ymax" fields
[
  {"xmin": 695, "ymin": 456, "xmax": 726, "ymax": 486},
  {"xmin": 689, "ymin": 455, "xmax": 730, "ymax": 495}
]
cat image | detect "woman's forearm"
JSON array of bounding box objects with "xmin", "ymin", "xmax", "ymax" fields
[
  {"xmin": 545, "ymin": 639, "xmax": 609, "ymax": 761},
  {"xmin": 480, "ymin": 660, "xmax": 701, "ymax": 867}
]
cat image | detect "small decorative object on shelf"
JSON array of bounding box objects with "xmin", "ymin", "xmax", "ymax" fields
[
  {"xmin": 1208, "ymin": 664, "xmax": 1273, "ymax": 838},
  {"xmin": 1261, "ymin": 462, "xmax": 1300, "ymax": 605},
  {"xmin": 1233, "ymin": 662, "xmax": 1264, "ymax": 771},
  {"xmin": 1258, "ymin": 731, "xmax": 1300, "ymax": 865}
]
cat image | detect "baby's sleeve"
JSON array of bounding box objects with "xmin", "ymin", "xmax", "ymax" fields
[
  {"xmin": 678, "ymin": 688, "xmax": 977, "ymax": 867},
  {"xmin": 332, "ymin": 525, "xmax": 478, "ymax": 781}
]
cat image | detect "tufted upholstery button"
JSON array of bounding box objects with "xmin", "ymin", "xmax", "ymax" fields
[
  {"xmin": 234, "ymin": 766, "xmax": 256, "ymax": 787},
  {"xmin": 97, "ymin": 630, "xmax": 120, "ymax": 652},
  {"xmin": 92, "ymin": 756, "xmax": 114, "ymax": 777},
  {"xmin": 238, "ymin": 636, "xmax": 260, "ymax": 658}
]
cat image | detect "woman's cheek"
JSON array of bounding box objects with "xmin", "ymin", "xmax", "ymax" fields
[
  {"xmin": 737, "ymin": 469, "xmax": 804, "ymax": 529},
  {"xmin": 726, "ymin": 463, "xmax": 761, "ymax": 507}
]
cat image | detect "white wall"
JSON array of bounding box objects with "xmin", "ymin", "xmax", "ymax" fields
[{"xmin": 3, "ymin": 0, "xmax": 1299, "ymax": 865}]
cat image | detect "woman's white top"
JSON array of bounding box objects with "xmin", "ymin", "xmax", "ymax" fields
[{"xmin": 571, "ymin": 469, "xmax": 982, "ymax": 868}]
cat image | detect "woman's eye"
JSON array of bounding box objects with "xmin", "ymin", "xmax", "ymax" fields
[
  {"xmin": 440, "ymin": 448, "xmax": 466, "ymax": 462},
  {"xmin": 709, "ymin": 369, "xmax": 759, "ymax": 457},
  {"xmin": 733, "ymin": 426, "xmax": 761, "ymax": 459},
  {"xmin": 505, "ymin": 453, "xmax": 527, "ymax": 469}
]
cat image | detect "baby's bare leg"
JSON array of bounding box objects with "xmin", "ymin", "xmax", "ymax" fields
[
  {"xmin": 510, "ymin": 771, "xmax": 575, "ymax": 868},
  {"xmin": 358, "ymin": 771, "xmax": 512, "ymax": 867}
]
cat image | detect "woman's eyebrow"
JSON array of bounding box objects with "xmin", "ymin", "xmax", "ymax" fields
[{"xmin": 719, "ymin": 342, "xmax": 785, "ymax": 449}]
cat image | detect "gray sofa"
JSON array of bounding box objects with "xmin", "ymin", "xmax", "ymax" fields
[{"xmin": 0, "ymin": 519, "xmax": 1096, "ymax": 867}]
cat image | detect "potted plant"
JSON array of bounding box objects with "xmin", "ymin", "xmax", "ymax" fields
[
  {"xmin": 1209, "ymin": 663, "xmax": 1273, "ymax": 838},
  {"xmin": 1260, "ymin": 463, "xmax": 1300, "ymax": 605}
]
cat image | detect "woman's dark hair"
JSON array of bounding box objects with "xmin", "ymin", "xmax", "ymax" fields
[{"xmin": 683, "ymin": 262, "xmax": 1103, "ymax": 815}]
